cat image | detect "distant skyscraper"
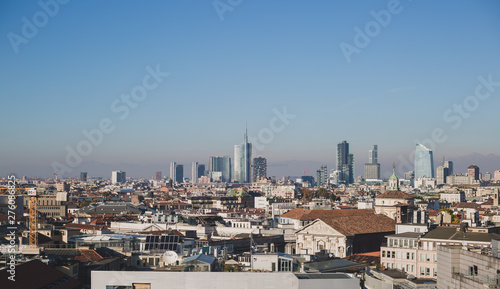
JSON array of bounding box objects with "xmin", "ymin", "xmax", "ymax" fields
[
  {"xmin": 364, "ymin": 145, "xmax": 380, "ymax": 179},
  {"xmin": 337, "ymin": 141, "xmax": 354, "ymax": 184},
  {"xmin": 192, "ymin": 162, "xmax": 199, "ymax": 183},
  {"xmin": 170, "ymin": 162, "xmax": 183, "ymax": 183},
  {"xmin": 467, "ymin": 165, "xmax": 480, "ymax": 181},
  {"xmin": 175, "ymin": 164, "xmax": 183, "ymax": 183},
  {"xmin": 436, "ymin": 165, "xmax": 448, "ymax": 185},
  {"xmin": 316, "ymin": 165, "xmax": 328, "ymax": 187},
  {"xmin": 80, "ymin": 172, "xmax": 87, "ymax": 182},
  {"xmin": 111, "ymin": 171, "xmax": 126, "ymax": 184},
  {"xmin": 444, "ymin": 161, "xmax": 453, "ymax": 175},
  {"xmin": 197, "ymin": 164, "xmax": 205, "ymax": 179},
  {"xmin": 170, "ymin": 162, "xmax": 176, "ymax": 182},
  {"xmin": 209, "ymin": 156, "xmax": 231, "ymax": 182},
  {"xmin": 414, "ymin": 144, "xmax": 434, "ymax": 178},
  {"xmin": 234, "ymin": 123, "xmax": 252, "ymax": 183},
  {"xmin": 252, "ymin": 157, "xmax": 267, "ymax": 182},
  {"xmin": 369, "ymin": 145, "xmax": 378, "ymax": 164},
  {"xmin": 155, "ymin": 171, "xmax": 162, "ymax": 181}
]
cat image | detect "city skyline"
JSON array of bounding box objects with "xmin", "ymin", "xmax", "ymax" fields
[{"xmin": 1, "ymin": 1, "xmax": 499, "ymax": 179}]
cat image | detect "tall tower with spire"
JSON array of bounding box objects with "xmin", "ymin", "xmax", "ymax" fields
[{"xmin": 233, "ymin": 122, "xmax": 252, "ymax": 183}]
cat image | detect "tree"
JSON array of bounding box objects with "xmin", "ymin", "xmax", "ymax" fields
[
  {"xmin": 317, "ymin": 188, "xmax": 329, "ymax": 199},
  {"xmin": 79, "ymin": 200, "xmax": 89, "ymax": 208},
  {"xmin": 102, "ymin": 191, "xmax": 110, "ymax": 197}
]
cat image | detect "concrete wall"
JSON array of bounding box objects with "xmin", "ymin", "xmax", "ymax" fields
[{"xmin": 91, "ymin": 271, "xmax": 359, "ymax": 289}]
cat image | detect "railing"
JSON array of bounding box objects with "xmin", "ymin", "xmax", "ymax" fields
[{"xmin": 452, "ymin": 269, "xmax": 499, "ymax": 287}]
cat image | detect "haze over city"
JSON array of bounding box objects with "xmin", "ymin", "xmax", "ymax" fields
[{"xmin": 1, "ymin": 1, "xmax": 499, "ymax": 179}]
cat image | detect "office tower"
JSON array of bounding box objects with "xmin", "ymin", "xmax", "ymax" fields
[
  {"xmin": 170, "ymin": 162, "xmax": 184, "ymax": 183},
  {"xmin": 111, "ymin": 171, "xmax": 126, "ymax": 184},
  {"xmin": 414, "ymin": 143, "xmax": 434, "ymax": 178},
  {"xmin": 337, "ymin": 141, "xmax": 354, "ymax": 184},
  {"xmin": 170, "ymin": 162, "xmax": 176, "ymax": 182},
  {"xmin": 405, "ymin": 171, "xmax": 414, "ymax": 180},
  {"xmin": 369, "ymin": 145, "xmax": 378, "ymax": 164},
  {"xmin": 467, "ymin": 165, "xmax": 480, "ymax": 181},
  {"xmin": 364, "ymin": 145, "xmax": 380, "ymax": 179},
  {"xmin": 175, "ymin": 164, "xmax": 183, "ymax": 183},
  {"xmin": 484, "ymin": 172, "xmax": 491, "ymax": 181},
  {"xmin": 252, "ymin": 157, "xmax": 267, "ymax": 182},
  {"xmin": 192, "ymin": 162, "xmax": 199, "ymax": 183},
  {"xmin": 316, "ymin": 165, "xmax": 328, "ymax": 187},
  {"xmin": 155, "ymin": 171, "xmax": 162, "ymax": 181},
  {"xmin": 197, "ymin": 164, "xmax": 205, "ymax": 179},
  {"xmin": 444, "ymin": 161, "xmax": 453, "ymax": 175},
  {"xmin": 436, "ymin": 165, "xmax": 449, "ymax": 185},
  {"xmin": 80, "ymin": 172, "xmax": 87, "ymax": 182},
  {"xmin": 209, "ymin": 156, "xmax": 231, "ymax": 182},
  {"xmin": 234, "ymin": 123, "xmax": 252, "ymax": 183}
]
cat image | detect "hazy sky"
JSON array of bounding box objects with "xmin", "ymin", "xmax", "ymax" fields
[{"xmin": 1, "ymin": 0, "xmax": 500, "ymax": 178}]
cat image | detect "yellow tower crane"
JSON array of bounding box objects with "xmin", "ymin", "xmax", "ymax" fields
[{"xmin": 27, "ymin": 188, "xmax": 38, "ymax": 248}]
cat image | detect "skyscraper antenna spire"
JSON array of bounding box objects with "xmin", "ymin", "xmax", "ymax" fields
[{"xmin": 245, "ymin": 121, "xmax": 247, "ymax": 143}]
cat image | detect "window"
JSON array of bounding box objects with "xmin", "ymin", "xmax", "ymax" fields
[
  {"xmin": 433, "ymin": 268, "xmax": 437, "ymax": 277},
  {"xmin": 420, "ymin": 253, "xmax": 425, "ymax": 262},
  {"xmin": 397, "ymin": 251, "xmax": 400, "ymax": 259},
  {"xmin": 426, "ymin": 254, "xmax": 430, "ymax": 262},
  {"xmin": 382, "ymin": 262, "xmax": 385, "ymax": 268},
  {"xmin": 407, "ymin": 252, "xmax": 410, "ymax": 260},
  {"xmin": 429, "ymin": 242, "xmax": 433, "ymax": 250},
  {"xmin": 420, "ymin": 267, "xmax": 425, "ymax": 275},
  {"xmin": 411, "ymin": 265, "xmax": 414, "ymax": 272},
  {"xmin": 434, "ymin": 254, "xmax": 437, "ymax": 262},
  {"xmin": 411, "ymin": 253, "xmax": 415, "ymax": 260},
  {"xmin": 392, "ymin": 251, "xmax": 395, "ymax": 258},
  {"xmin": 426, "ymin": 267, "xmax": 430, "ymax": 276},
  {"xmin": 423, "ymin": 242, "xmax": 428, "ymax": 250},
  {"xmin": 404, "ymin": 239, "xmax": 408, "ymax": 247},
  {"xmin": 382, "ymin": 251, "xmax": 385, "ymax": 257}
]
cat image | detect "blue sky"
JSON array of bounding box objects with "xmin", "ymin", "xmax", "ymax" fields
[{"xmin": 1, "ymin": 0, "xmax": 500, "ymax": 178}]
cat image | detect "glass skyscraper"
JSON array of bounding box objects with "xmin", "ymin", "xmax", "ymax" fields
[
  {"xmin": 364, "ymin": 145, "xmax": 380, "ymax": 179},
  {"xmin": 252, "ymin": 157, "xmax": 267, "ymax": 182},
  {"xmin": 414, "ymin": 143, "xmax": 434, "ymax": 178},
  {"xmin": 208, "ymin": 156, "xmax": 231, "ymax": 182},
  {"xmin": 337, "ymin": 140, "xmax": 354, "ymax": 184},
  {"xmin": 233, "ymin": 124, "xmax": 252, "ymax": 183}
]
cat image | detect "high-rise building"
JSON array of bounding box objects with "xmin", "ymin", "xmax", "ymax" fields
[
  {"xmin": 170, "ymin": 162, "xmax": 183, "ymax": 183},
  {"xmin": 414, "ymin": 143, "xmax": 434, "ymax": 178},
  {"xmin": 80, "ymin": 172, "xmax": 87, "ymax": 182},
  {"xmin": 316, "ymin": 165, "xmax": 328, "ymax": 187},
  {"xmin": 170, "ymin": 162, "xmax": 176, "ymax": 182},
  {"xmin": 364, "ymin": 145, "xmax": 380, "ymax": 179},
  {"xmin": 209, "ymin": 156, "xmax": 231, "ymax": 182},
  {"xmin": 252, "ymin": 157, "xmax": 267, "ymax": 182},
  {"xmin": 111, "ymin": 171, "xmax": 126, "ymax": 184},
  {"xmin": 436, "ymin": 165, "xmax": 448, "ymax": 185},
  {"xmin": 405, "ymin": 171, "xmax": 414, "ymax": 181},
  {"xmin": 191, "ymin": 163, "xmax": 205, "ymax": 183},
  {"xmin": 197, "ymin": 164, "xmax": 205, "ymax": 179},
  {"xmin": 467, "ymin": 165, "xmax": 480, "ymax": 181},
  {"xmin": 155, "ymin": 171, "xmax": 162, "ymax": 181},
  {"xmin": 337, "ymin": 141, "xmax": 354, "ymax": 184},
  {"xmin": 369, "ymin": 145, "xmax": 378, "ymax": 164},
  {"xmin": 484, "ymin": 172, "xmax": 491, "ymax": 181},
  {"xmin": 234, "ymin": 123, "xmax": 252, "ymax": 183},
  {"xmin": 192, "ymin": 162, "xmax": 199, "ymax": 183},
  {"xmin": 444, "ymin": 161, "xmax": 453, "ymax": 175},
  {"xmin": 175, "ymin": 164, "xmax": 183, "ymax": 183}
]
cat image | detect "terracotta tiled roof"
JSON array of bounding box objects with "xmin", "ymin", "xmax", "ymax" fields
[
  {"xmin": 376, "ymin": 191, "xmax": 414, "ymax": 199},
  {"xmin": 452, "ymin": 202, "xmax": 480, "ymax": 209},
  {"xmin": 74, "ymin": 249, "xmax": 104, "ymax": 262},
  {"xmin": 318, "ymin": 212, "xmax": 395, "ymax": 236},
  {"xmin": 64, "ymin": 223, "xmax": 108, "ymax": 231},
  {"xmin": 344, "ymin": 251, "xmax": 380, "ymax": 265},
  {"xmin": 282, "ymin": 208, "xmax": 378, "ymax": 221}
]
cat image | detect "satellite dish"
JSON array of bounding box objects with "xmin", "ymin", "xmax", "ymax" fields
[{"xmin": 162, "ymin": 251, "xmax": 178, "ymax": 265}]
